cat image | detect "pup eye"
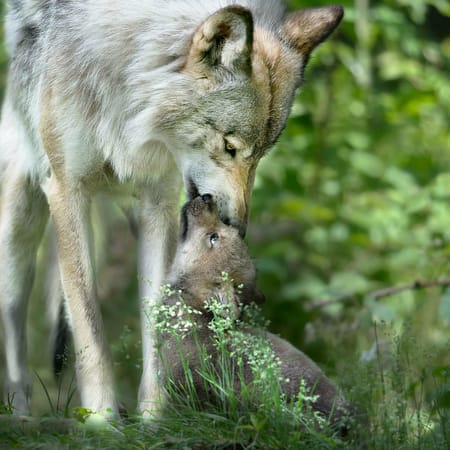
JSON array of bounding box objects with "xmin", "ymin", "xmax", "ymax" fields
[
  {"xmin": 224, "ymin": 140, "xmax": 236, "ymax": 158},
  {"xmin": 210, "ymin": 232, "xmax": 219, "ymax": 246}
]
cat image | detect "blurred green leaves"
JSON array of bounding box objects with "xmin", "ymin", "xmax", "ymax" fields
[
  {"xmin": 249, "ymin": 0, "xmax": 450, "ymax": 353},
  {"xmin": 439, "ymin": 289, "xmax": 450, "ymax": 324}
]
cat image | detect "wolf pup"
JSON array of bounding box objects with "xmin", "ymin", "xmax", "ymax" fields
[
  {"xmin": 0, "ymin": 0, "xmax": 343, "ymax": 417},
  {"xmin": 159, "ymin": 195, "xmax": 352, "ymax": 431}
]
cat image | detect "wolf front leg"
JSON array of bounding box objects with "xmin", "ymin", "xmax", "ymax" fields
[
  {"xmin": 0, "ymin": 167, "xmax": 49, "ymax": 415},
  {"xmin": 45, "ymin": 174, "xmax": 118, "ymax": 418},
  {"xmin": 137, "ymin": 181, "xmax": 180, "ymax": 418}
]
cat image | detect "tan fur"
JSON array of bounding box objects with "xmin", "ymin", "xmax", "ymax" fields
[
  {"xmin": 39, "ymin": 85, "xmax": 64, "ymax": 178},
  {"xmin": 46, "ymin": 174, "xmax": 118, "ymax": 415},
  {"xmin": 39, "ymin": 81, "xmax": 118, "ymax": 414},
  {"xmin": 283, "ymin": 5, "xmax": 344, "ymax": 58},
  {"xmin": 160, "ymin": 196, "xmax": 353, "ymax": 432},
  {"xmin": 252, "ymin": 29, "xmax": 302, "ymax": 147}
]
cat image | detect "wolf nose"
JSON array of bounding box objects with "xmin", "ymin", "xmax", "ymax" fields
[
  {"xmin": 223, "ymin": 217, "xmax": 246, "ymax": 238},
  {"xmin": 238, "ymin": 223, "xmax": 247, "ymax": 238}
]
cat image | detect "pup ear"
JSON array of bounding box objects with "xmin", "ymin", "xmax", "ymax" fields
[
  {"xmin": 186, "ymin": 6, "xmax": 253, "ymax": 80},
  {"xmin": 282, "ymin": 5, "xmax": 343, "ymax": 63}
]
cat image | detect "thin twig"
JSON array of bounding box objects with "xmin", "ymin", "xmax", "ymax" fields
[
  {"xmin": 306, "ymin": 277, "xmax": 450, "ymax": 311},
  {"xmin": 371, "ymin": 278, "xmax": 450, "ymax": 299}
]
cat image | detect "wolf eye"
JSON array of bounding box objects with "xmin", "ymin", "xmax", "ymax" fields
[
  {"xmin": 210, "ymin": 232, "xmax": 219, "ymax": 246},
  {"xmin": 224, "ymin": 140, "xmax": 236, "ymax": 158}
]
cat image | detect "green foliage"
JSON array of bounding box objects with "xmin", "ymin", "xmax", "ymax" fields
[
  {"xmin": 347, "ymin": 322, "xmax": 450, "ymax": 449},
  {"xmin": 251, "ymin": 0, "xmax": 450, "ymax": 351},
  {"xmin": 248, "ymin": 1, "xmax": 450, "ymax": 444}
]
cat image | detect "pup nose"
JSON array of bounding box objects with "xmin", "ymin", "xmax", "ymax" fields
[{"xmin": 201, "ymin": 194, "xmax": 213, "ymax": 203}]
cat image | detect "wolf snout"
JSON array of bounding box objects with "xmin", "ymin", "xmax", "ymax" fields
[
  {"xmin": 222, "ymin": 216, "xmax": 246, "ymax": 238},
  {"xmin": 237, "ymin": 222, "xmax": 247, "ymax": 238},
  {"xmin": 220, "ymin": 217, "xmax": 246, "ymax": 238}
]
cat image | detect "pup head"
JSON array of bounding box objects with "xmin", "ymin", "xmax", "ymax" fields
[
  {"xmin": 161, "ymin": 5, "xmax": 344, "ymax": 237},
  {"xmin": 167, "ymin": 194, "xmax": 265, "ymax": 314}
]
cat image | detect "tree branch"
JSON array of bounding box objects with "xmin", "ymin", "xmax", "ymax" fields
[
  {"xmin": 371, "ymin": 277, "xmax": 450, "ymax": 299},
  {"xmin": 306, "ymin": 277, "xmax": 450, "ymax": 311}
]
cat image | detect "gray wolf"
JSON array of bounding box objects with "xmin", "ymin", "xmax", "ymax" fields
[
  {"xmin": 160, "ymin": 194, "xmax": 353, "ymax": 431},
  {"xmin": 0, "ymin": 0, "xmax": 343, "ymax": 417}
]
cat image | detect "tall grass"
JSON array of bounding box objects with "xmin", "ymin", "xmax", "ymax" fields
[
  {"xmin": 339, "ymin": 322, "xmax": 450, "ymax": 449},
  {"xmin": 1, "ymin": 295, "xmax": 449, "ymax": 449}
]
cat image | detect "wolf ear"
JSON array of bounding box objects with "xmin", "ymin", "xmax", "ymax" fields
[
  {"xmin": 186, "ymin": 6, "xmax": 253, "ymax": 79},
  {"xmin": 282, "ymin": 5, "xmax": 344, "ymax": 63}
]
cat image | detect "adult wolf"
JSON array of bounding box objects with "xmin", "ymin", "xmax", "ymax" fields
[{"xmin": 0, "ymin": 0, "xmax": 343, "ymax": 418}]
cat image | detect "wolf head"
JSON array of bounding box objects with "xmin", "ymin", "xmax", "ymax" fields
[
  {"xmin": 162, "ymin": 5, "xmax": 343, "ymax": 236},
  {"xmin": 167, "ymin": 194, "xmax": 265, "ymax": 315}
]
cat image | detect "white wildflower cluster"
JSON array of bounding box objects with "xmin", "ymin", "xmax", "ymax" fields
[
  {"xmin": 229, "ymin": 330, "xmax": 284, "ymax": 386},
  {"xmin": 204, "ymin": 275, "xmax": 285, "ymax": 389},
  {"xmin": 205, "ymin": 273, "xmax": 282, "ymax": 386},
  {"xmin": 297, "ymin": 378, "xmax": 320, "ymax": 406},
  {"xmin": 147, "ymin": 284, "xmax": 202, "ymax": 339},
  {"xmin": 204, "ymin": 272, "xmax": 241, "ymax": 334},
  {"xmin": 205, "ymin": 296, "xmax": 237, "ymax": 335},
  {"xmin": 292, "ymin": 379, "xmax": 325, "ymax": 426},
  {"xmin": 220, "ymin": 271, "xmax": 232, "ymax": 283}
]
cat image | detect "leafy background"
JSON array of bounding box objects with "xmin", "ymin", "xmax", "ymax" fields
[
  {"xmin": 0, "ymin": 0, "xmax": 449, "ymax": 434},
  {"xmin": 256, "ymin": 0, "xmax": 450, "ymax": 359}
]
